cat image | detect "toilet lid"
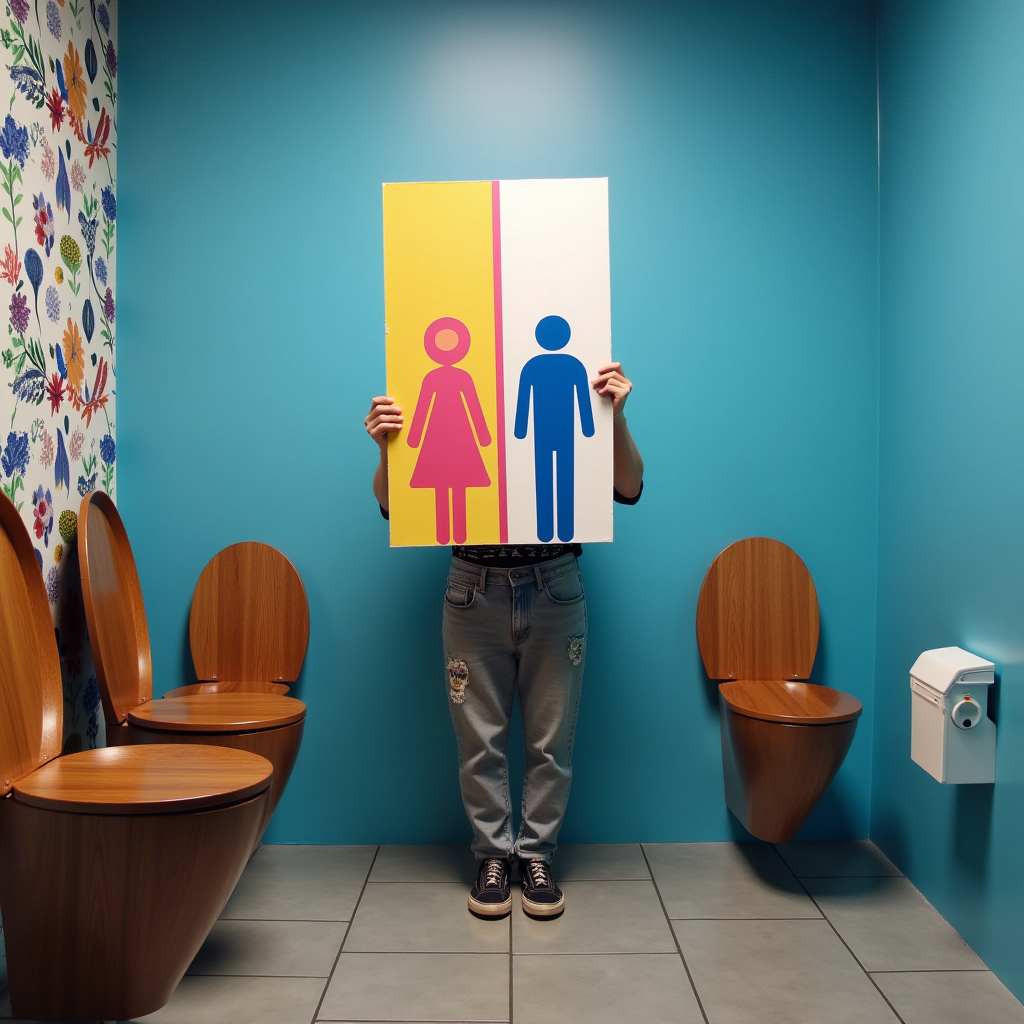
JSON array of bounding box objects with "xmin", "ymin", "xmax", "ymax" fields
[
  {"xmin": 128, "ymin": 693, "xmax": 306, "ymax": 733},
  {"xmin": 190, "ymin": 543, "xmax": 309, "ymax": 685},
  {"xmin": 720, "ymin": 680, "xmax": 862, "ymax": 725},
  {"xmin": 78, "ymin": 492, "xmax": 153, "ymax": 724},
  {"xmin": 12, "ymin": 744, "xmax": 273, "ymax": 814},
  {"xmin": 0, "ymin": 494, "xmax": 63, "ymax": 795},
  {"xmin": 696, "ymin": 537, "xmax": 819, "ymax": 681}
]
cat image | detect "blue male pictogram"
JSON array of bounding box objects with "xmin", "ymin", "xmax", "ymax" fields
[{"xmin": 514, "ymin": 315, "xmax": 595, "ymax": 542}]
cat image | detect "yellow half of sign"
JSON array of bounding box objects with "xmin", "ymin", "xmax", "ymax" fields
[{"xmin": 383, "ymin": 181, "xmax": 500, "ymax": 547}]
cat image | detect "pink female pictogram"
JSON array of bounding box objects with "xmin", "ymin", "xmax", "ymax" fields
[{"xmin": 407, "ymin": 317, "xmax": 492, "ymax": 544}]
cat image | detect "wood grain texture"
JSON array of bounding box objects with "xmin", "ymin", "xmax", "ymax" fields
[
  {"xmin": 190, "ymin": 542, "xmax": 309, "ymax": 684},
  {"xmin": 719, "ymin": 680, "xmax": 862, "ymax": 725},
  {"xmin": 78, "ymin": 492, "xmax": 154, "ymax": 724},
  {"xmin": 697, "ymin": 537, "xmax": 819, "ymax": 681},
  {"xmin": 12, "ymin": 744, "xmax": 273, "ymax": 814},
  {"xmin": 720, "ymin": 699, "xmax": 858, "ymax": 843},
  {"xmin": 127, "ymin": 694, "xmax": 306, "ymax": 732},
  {"xmin": 126, "ymin": 720, "xmax": 304, "ymax": 850},
  {"xmin": 0, "ymin": 789, "xmax": 268, "ymax": 1021},
  {"xmin": 163, "ymin": 680, "xmax": 290, "ymax": 698},
  {"xmin": 0, "ymin": 493, "xmax": 63, "ymax": 794}
]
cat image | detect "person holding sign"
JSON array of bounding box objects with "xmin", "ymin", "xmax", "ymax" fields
[{"xmin": 365, "ymin": 360, "xmax": 642, "ymax": 920}]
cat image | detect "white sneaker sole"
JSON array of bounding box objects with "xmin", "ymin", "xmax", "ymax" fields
[
  {"xmin": 468, "ymin": 893, "xmax": 512, "ymax": 917},
  {"xmin": 521, "ymin": 892, "xmax": 565, "ymax": 918}
]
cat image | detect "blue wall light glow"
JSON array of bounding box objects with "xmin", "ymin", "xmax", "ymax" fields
[
  {"xmin": 873, "ymin": 0, "xmax": 1024, "ymax": 1001},
  {"xmin": 118, "ymin": 0, "xmax": 879, "ymax": 845}
]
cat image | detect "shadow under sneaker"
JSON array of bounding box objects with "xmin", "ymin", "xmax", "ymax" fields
[
  {"xmin": 468, "ymin": 858, "xmax": 512, "ymax": 917},
  {"xmin": 519, "ymin": 857, "xmax": 565, "ymax": 917}
]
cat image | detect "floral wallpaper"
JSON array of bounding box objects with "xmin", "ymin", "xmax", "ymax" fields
[{"xmin": 0, "ymin": 0, "xmax": 116, "ymax": 752}]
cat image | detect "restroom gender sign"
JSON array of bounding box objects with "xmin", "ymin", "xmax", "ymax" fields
[{"xmin": 382, "ymin": 177, "xmax": 614, "ymax": 548}]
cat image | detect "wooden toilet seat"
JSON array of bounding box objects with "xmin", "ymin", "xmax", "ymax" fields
[
  {"xmin": 78, "ymin": 493, "xmax": 307, "ymax": 846},
  {"xmin": 128, "ymin": 693, "xmax": 306, "ymax": 733},
  {"xmin": 11, "ymin": 743, "xmax": 272, "ymax": 814},
  {"xmin": 697, "ymin": 537, "xmax": 862, "ymax": 843},
  {"xmin": 719, "ymin": 679, "xmax": 862, "ymax": 725},
  {"xmin": 0, "ymin": 492, "xmax": 274, "ymax": 1022}
]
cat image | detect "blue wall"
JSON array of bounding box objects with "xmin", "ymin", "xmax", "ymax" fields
[
  {"xmin": 872, "ymin": 0, "xmax": 1024, "ymax": 1001},
  {"xmin": 118, "ymin": 0, "xmax": 880, "ymax": 843}
]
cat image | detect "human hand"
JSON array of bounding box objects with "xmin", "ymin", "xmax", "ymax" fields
[
  {"xmin": 592, "ymin": 363, "xmax": 632, "ymax": 418},
  {"xmin": 365, "ymin": 396, "xmax": 404, "ymax": 451}
]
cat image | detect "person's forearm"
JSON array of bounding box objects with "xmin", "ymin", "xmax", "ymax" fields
[
  {"xmin": 613, "ymin": 415, "xmax": 644, "ymax": 498},
  {"xmin": 373, "ymin": 448, "xmax": 390, "ymax": 511}
]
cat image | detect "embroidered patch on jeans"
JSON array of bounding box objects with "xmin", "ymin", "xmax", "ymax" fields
[
  {"xmin": 447, "ymin": 658, "xmax": 470, "ymax": 704},
  {"xmin": 568, "ymin": 636, "xmax": 585, "ymax": 666}
]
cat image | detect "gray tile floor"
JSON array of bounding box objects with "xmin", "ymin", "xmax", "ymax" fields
[{"xmin": 1, "ymin": 842, "xmax": 1023, "ymax": 1023}]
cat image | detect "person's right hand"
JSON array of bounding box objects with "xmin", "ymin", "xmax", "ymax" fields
[{"xmin": 365, "ymin": 396, "xmax": 404, "ymax": 451}]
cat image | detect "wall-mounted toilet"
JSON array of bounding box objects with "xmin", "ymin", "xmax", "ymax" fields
[
  {"xmin": 0, "ymin": 492, "xmax": 273, "ymax": 1022},
  {"xmin": 163, "ymin": 541, "xmax": 310, "ymax": 699},
  {"xmin": 696, "ymin": 537, "xmax": 862, "ymax": 842},
  {"xmin": 77, "ymin": 493, "xmax": 307, "ymax": 846}
]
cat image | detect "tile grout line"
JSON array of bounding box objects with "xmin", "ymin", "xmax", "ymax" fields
[
  {"xmin": 769, "ymin": 844, "xmax": 909, "ymax": 1024},
  {"xmin": 639, "ymin": 844, "xmax": 711, "ymax": 1024},
  {"xmin": 869, "ymin": 968, "xmax": 992, "ymax": 974},
  {"xmin": 508, "ymin": 894, "xmax": 514, "ymax": 1024},
  {"xmin": 309, "ymin": 845, "xmax": 381, "ymax": 1024}
]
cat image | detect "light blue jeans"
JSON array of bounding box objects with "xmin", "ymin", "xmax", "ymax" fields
[{"xmin": 442, "ymin": 552, "xmax": 587, "ymax": 863}]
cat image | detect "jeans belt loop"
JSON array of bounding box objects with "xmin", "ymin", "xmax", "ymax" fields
[
  {"xmin": 478, "ymin": 565, "xmax": 488, "ymax": 593},
  {"xmin": 533, "ymin": 563, "xmax": 544, "ymax": 590}
]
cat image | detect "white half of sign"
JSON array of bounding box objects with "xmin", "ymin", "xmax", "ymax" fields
[{"xmin": 498, "ymin": 177, "xmax": 614, "ymax": 545}]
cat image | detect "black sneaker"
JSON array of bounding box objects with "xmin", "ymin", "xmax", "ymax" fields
[
  {"xmin": 519, "ymin": 857, "xmax": 565, "ymax": 917},
  {"xmin": 468, "ymin": 858, "xmax": 512, "ymax": 917}
]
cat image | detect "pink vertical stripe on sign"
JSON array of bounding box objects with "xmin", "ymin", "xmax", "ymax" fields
[{"xmin": 491, "ymin": 180, "xmax": 508, "ymax": 542}]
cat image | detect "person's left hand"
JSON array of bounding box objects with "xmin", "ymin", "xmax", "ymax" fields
[{"xmin": 592, "ymin": 363, "xmax": 633, "ymax": 418}]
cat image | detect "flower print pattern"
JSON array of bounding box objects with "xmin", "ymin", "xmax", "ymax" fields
[
  {"xmin": 47, "ymin": 1, "xmax": 62, "ymax": 38},
  {"xmin": 61, "ymin": 317, "xmax": 84, "ymax": 389},
  {"xmin": 45, "ymin": 372, "xmax": 64, "ymax": 413},
  {"xmin": 39, "ymin": 140, "xmax": 56, "ymax": 180},
  {"xmin": 9, "ymin": 292, "xmax": 29, "ymax": 333},
  {"xmin": 45, "ymin": 284, "xmax": 60, "ymax": 321},
  {"xmin": 0, "ymin": 244, "xmax": 20, "ymax": 285},
  {"xmin": 38, "ymin": 428, "xmax": 54, "ymax": 469},
  {"xmin": 33, "ymin": 193, "xmax": 55, "ymax": 255},
  {"xmin": 1, "ymin": 0, "xmax": 115, "ymax": 753},
  {"xmin": 78, "ymin": 208, "xmax": 96, "ymax": 257},
  {"xmin": 32, "ymin": 485, "xmax": 54, "ymax": 545},
  {"xmin": 63, "ymin": 42, "xmax": 88, "ymax": 122},
  {"xmin": 0, "ymin": 115, "xmax": 29, "ymax": 168},
  {"xmin": 2, "ymin": 430, "xmax": 30, "ymax": 478}
]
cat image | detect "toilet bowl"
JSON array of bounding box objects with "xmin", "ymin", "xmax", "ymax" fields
[
  {"xmin": 162, "ymin": 541, "xmax": 309, "ymax": 700},
  {"xmin": 696, "ymin": 537, "xmax": 862, "ymax": 843},
  {"xmin": 0, "ymin": 493, "xmax": 273, "ymax": 1022},
  {"xmin": 78, "ymin": 493, "xmax": 306, "ymax": 846}
]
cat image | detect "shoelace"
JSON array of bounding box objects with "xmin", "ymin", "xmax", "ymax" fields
[
  {"xmin": 526, "ymin": 859, "xmax": 551, "ymax": 890},
  {"xmin": 482, "ymin": 859, "xmax": 506, "ymax": 889}
]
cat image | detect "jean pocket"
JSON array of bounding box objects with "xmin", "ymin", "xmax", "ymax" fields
[
  {"xmin": 542, "ymin": 570, "xmax": 585, "ymax": 605},
  {"xmin": 444, "ymin": 580, "xmax": 477, "ymax": 608}
]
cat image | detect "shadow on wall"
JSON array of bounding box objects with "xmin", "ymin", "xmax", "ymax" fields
[
  {"xmin": 56, "ymin": 534, "xmax": 105, "ymax": 752},
  {"xmin": 953, "ymin": 781, "xmax": 994, "ymax": 875}
]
